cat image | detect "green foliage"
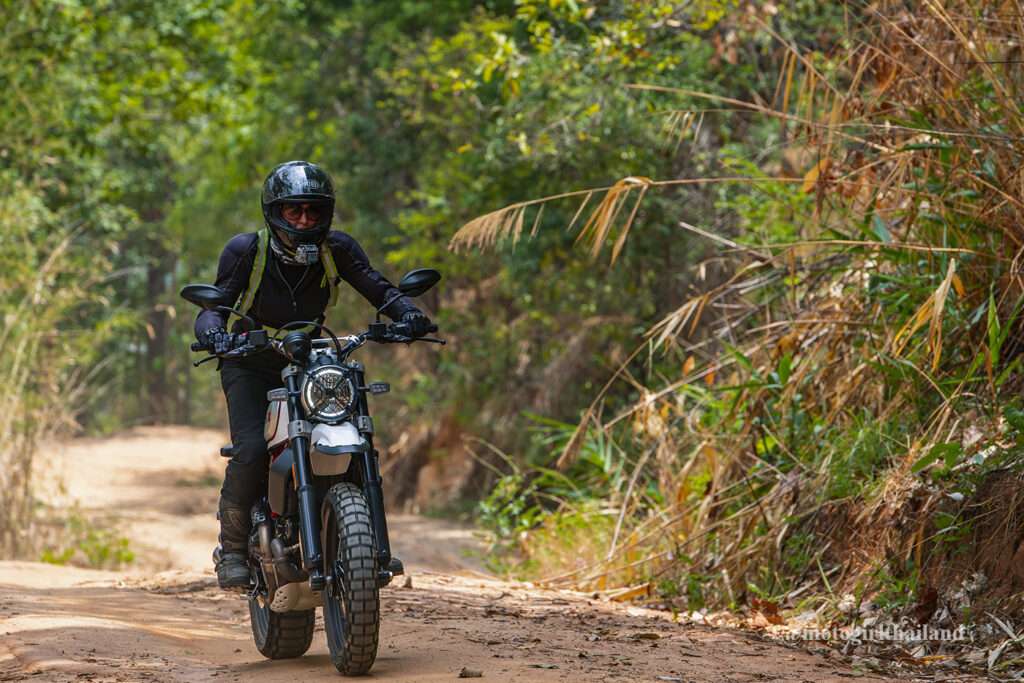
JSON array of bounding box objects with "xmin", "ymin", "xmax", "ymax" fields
[
  {"xmin": 462, "ymin": 0, "xmax": 1024, "ymax": 619},
  {"xmin": 825, "ymin": 419, "xmax": 905, "ymax": 500},
  {"xmin": 40, "ymin": 510, "xmax": 135, "ymax": 570},
  {"xmin": 871, "ymin": 561, "xmax": 920, "ymax": 612},
  {"xmin": 714, "ymin": 149, "xmax": 815, "ymax": 244},
  {"xmin": 478, "ymin": 471, "xmax": 545, "ymax": 543}
]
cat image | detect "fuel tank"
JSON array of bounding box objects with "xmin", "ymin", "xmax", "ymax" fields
[{"xmin": 265, "ymin": 390, "xmax": 289, "ymax": 450}]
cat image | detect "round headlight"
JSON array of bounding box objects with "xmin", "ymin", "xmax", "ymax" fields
[{"xmin": 300, "ymin": 365, "xmax": 355, "ymax": 422}]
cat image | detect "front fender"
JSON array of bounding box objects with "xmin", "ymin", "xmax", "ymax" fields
[{"xmin": 309, "ymin": 422, "xmax": 366, "ymax": 475}]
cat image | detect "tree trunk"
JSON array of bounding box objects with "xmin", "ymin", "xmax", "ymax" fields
[{"xmin": 144, "ymin": 243, "xmax": 176, "ymax": 424}]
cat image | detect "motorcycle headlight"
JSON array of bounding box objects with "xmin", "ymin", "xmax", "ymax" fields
[{"xmin": 300, "ymin": 365, "xmax": 356, "ymax": 422}]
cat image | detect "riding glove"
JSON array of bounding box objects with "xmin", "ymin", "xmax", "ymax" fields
[
  {"xmin": 400, "ymin": 311, "xmax": 433, "ymax": 338},
  {"xmin": 200, "ymin": 326, "xmax": 241, "ymax": 355}
]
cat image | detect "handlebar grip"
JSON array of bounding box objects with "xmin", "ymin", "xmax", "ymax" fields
[
  {"xmin": 426, "ymin": 323, "xmax": 438, "ymax": 333},
  {"xmin": 190, "ymin": 341, "xmax": 209, "ymax": 352}
]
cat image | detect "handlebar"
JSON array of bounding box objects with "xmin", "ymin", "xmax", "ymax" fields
[{"xmin": 190, "ymin": 321, "xmax": 444, "ymax": 366}]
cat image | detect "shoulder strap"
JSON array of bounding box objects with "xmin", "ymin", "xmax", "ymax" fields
[
  {"xmin": 227, "ymin": 229, "xmax": 269, "ymax": 330},
  {"xmin": 320, "ymin": 240, "xmax": 340, "ymax": 308},
  {"xmin": 227, "ymin": 230, "xmax": 336, "ymax": 336}
]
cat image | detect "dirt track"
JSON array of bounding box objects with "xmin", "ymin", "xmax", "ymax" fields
[{"xmin": 0, "ymin": 427, "xmax": 900, "ymax": 682}]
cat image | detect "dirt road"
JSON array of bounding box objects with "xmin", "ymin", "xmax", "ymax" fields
[{"xmin": 1, "ymin": 427, "xmax": 899, "ymax": 682}]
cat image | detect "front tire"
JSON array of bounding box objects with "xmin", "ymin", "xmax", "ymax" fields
[{"xmin": 322, "ymin": 482, "xmax": 380, "ymax": 675}]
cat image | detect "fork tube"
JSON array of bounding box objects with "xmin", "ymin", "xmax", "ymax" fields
[
  {"xmin": 284, "ymin": 369, "xmax": 324, "ymax": 583},
  {"xmin": 360, "ymin": 446, "xmax": 392, "ymax": 568},
  {"xmin": 352, "ymin": 364, "xmax": 391, "ymax": 567}
]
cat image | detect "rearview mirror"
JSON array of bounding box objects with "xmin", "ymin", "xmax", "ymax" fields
[
  {"xmin": 180, "ymin": 284, "xmax": 229, "ymax": 311},
  {"xmin": 397, "ymin": 269, "xmax": 441, "ymax": 298}
]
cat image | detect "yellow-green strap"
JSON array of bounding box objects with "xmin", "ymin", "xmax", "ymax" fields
[
  {"xmin": 227, "ymin": 228, "xmax": 340, "ymax": 336},
  {"xmin": 227, "ymin": 229, "xmax": 270, "ymax": 331},
  {"xmin": 320, "ymin": 240, "xmax": 340, "ymax": 308}
]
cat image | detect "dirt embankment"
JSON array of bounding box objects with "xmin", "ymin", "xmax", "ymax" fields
[{"xmin": 1, "ymin": 427, "xmax": 909, "ymax": 682}]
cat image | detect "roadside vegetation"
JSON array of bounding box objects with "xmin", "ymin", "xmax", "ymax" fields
[
  {"xmin": 38, "ymin": 507, "xmax": 135, "ymax": 570},
  {"xmin": 454, "ymin": 0, "xmax": 1024, "ymax": 667}
]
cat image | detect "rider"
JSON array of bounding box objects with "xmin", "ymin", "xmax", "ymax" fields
[{"xmin": 194, "ymin": 160, "xmax": 433, "ymax": 590}]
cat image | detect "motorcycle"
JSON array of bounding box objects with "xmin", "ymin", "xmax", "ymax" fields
[{"xmin": 180, "ymin": 268, "xmax": 443, "ymax": 675}]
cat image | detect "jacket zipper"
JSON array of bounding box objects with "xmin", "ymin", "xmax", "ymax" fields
[{"xmin": 274, "ymin": 258, "xmax": 310, "ymax": 313}]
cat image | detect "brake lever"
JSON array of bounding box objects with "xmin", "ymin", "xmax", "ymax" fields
[
  {"xmin": 193, "ymin": 355, "xmax": 218, "ymax": 367},
  {"xmin": 385, "ymin": 335, "xmax": 445, "ymax": 345},
  {"xmin": 224, "ymin": 344, "xmax": 255, "ymax": 358}
]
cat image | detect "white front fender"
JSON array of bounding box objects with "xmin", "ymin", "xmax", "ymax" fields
[{"xmin": 309, "ymin": 422, "xmax": 367, "ymax": 475}]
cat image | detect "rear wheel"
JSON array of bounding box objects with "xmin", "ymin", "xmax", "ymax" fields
[
  {"xmin": 248, "ymin": 573, "xmax": 315, "ymax": 658},
  {"xmin": 322, "ymin": 482, "xmax": 380, "ymax": 675}
]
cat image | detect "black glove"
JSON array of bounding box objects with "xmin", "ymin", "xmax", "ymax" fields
[
  {"xmin": 399, "ymin": 310, "xmax": 433, "ymax": 338},
  {"xmin": 199, "ymin": 326, "xmax": 240, "ymax": 355}
]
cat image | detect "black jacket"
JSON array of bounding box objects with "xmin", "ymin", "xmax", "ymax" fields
[{"xmin": 194, "ymin": 230, "xmax": 419, "ymax": 338}]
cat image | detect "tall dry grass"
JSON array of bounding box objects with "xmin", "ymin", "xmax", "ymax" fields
[
  {"xmin": 0, "ymin": 183, "xmax": 115, "ymax": 557},
  {"xmin": 455, "ymin": 0, "xmax": 1024, "ymax": 608}
]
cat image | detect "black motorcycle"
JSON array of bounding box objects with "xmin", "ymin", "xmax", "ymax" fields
[{"xmin": 180, "ymin": 268, "xmax": 443, "ymax": 675}]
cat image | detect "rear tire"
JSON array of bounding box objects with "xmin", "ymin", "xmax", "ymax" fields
[
  {"xmin": 248, "ymin": 582, "xmax": 315, "ymax": 659},
  {"xmin": 322, "ymin": 482, "xmax": 380, "ymax": 675}
]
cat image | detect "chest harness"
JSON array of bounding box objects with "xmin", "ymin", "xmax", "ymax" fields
[{"xmin": 227, "ymin": 228, "xmax": 341, "ymax": 336}]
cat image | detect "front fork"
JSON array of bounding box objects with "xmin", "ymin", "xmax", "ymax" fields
[
  {"xmin": 359, "ymin": 447, "xmax": 392, "ymax": 570},
  {"xmin": 351, "ymin": 363, "xmax": 393, "ymax": 572},
  {"xmin": 283, "ymin": 366, "xmax": 326, "ymax": 591},
  {"xmin": 283, "ymin": 364, "xmax": 394, "ymax": 592}
]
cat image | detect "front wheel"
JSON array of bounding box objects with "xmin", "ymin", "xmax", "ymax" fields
[{"xmin": 322, "ymin": 482, "xmax": 380, "ymax": 675}]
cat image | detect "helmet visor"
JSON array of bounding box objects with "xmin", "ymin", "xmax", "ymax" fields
[{"xmin": 280, "ymin": 203, "xmax": 327, "ymax": 224}]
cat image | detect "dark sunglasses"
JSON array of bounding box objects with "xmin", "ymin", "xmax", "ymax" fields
[{"xmin": 281, "ymin": 203, "xmax": 326, "ymax": 221}]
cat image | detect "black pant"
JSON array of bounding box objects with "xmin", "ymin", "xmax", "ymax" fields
[{"xmin": 219, "ymin": 351, "xmax": 289, "ymax": 510}]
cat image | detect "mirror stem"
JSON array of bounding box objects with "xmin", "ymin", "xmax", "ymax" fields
[
  {"xmin": 215, "ymin": 305, "xmax": 257, "ymax": 330},
  {"xmin": 376, "ymin": 292, "xmax": 402, "ymax": 316}
]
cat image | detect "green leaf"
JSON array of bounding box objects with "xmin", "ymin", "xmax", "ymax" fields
[
  {"xmin": 725, "ymin": 343, "xmax": 753, "ymax": 371},
  {"xmin": 911, "ymin": 442, "xmax": 961, "ymax": 474},
  {"xmin": 777, "ymin": 352, "xmax": 792, "ymax": 386},
  {"xmin": 900, "ymin": 142, "xmax": 954, "ymax": 151},
  {"xmin": 988, "ymin": 289, "xmax": 1001, "ymax": 369},
  {"xmin": 872, "ymin": 214, "xmax": 892, "ymax": 243},
  {"xmin": 1004, "ymin": 406, "xmax": 1024, "ymax": 433}
]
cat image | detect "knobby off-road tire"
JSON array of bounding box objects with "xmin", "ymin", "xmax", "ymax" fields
[
  {"xmin": 248, "ymin": 576, "xmax": 315, "ymax": 659},
  {"xmin": 322, "ymin": 482, "xmax": 380, "ymax": 675}
]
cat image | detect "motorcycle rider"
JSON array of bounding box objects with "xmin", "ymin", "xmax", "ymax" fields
[{"xmin": 194, "ymin": 160, "xmax": 433, "ymax": 590}]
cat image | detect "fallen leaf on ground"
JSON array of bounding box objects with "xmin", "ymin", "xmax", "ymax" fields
[
  {"xmin": 750, "ymin": 597, "xmax": 783, "ymax": 626},
  {"xmin": 632, "ymin": 632, "xmax": 661, "ymax": 640}
]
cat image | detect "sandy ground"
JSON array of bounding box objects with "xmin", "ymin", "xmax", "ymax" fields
[{"xmin": 0, "ymin": 427, "xmax": 913, "ymax": 682}]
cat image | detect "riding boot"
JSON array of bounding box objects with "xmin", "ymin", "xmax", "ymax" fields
[{"xmin": 215, "ymin": 500, "xmax": 251, "ymax": 591}]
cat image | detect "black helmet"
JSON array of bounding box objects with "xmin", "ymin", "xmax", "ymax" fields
[{"xmin": 261, "ymin": 161, "xmax": 335, "ymax": 262}]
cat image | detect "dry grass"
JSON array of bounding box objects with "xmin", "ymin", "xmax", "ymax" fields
[
  {"xmin": 457, "ymin": 0, "xmax": 1024, "ymax": 612},
  {"xmin": 0, "ymin": 190, "xmax": 108, "ymax": 557}
]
